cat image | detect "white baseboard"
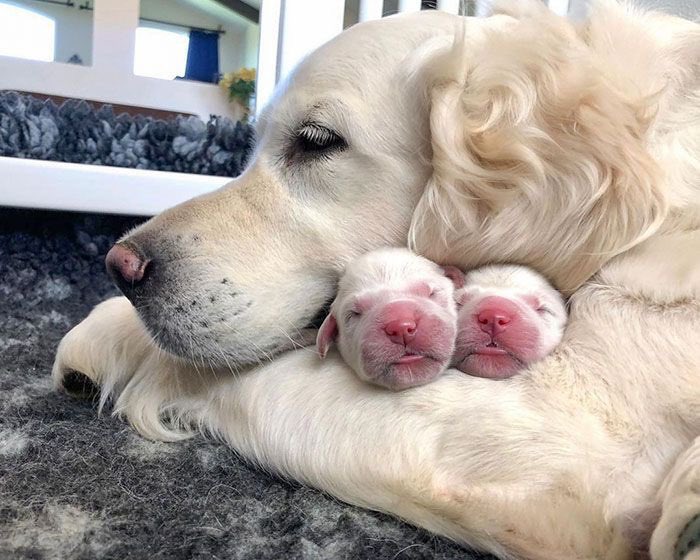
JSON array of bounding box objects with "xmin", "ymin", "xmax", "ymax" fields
[{"xmin": 0, "ymin": 156, "xmax": 231, "ymax": 216}]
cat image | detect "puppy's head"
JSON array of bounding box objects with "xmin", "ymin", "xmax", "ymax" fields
[
  {"xmin": 316, "ymin": 248, "xmax": 459, "ymax": 390},
  {"xmin": 452, "ymin": 265, "xmax": 567, "ymax": 379}
]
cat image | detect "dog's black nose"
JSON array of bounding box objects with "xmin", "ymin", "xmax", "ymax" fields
[{"xmin": 105, "ymin": 243, "xmax": 151, "ymax": 300}]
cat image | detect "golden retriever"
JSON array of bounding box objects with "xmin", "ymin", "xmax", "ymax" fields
[{"xmin": 53, "ymin": 2, "xmax": 700, "ymax": 559}]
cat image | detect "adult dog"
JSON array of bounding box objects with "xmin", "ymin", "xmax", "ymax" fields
[{"xmin": 53, "ymin": 2, "xmax": 700, "ymax": 559}]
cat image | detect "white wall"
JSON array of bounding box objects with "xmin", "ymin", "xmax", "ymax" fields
[
  {"xmin": 640, "ymin": 0, "xmax": 699, "ymax": 18},
  {"xmin": 0, "ymin": 0, "xmax": 243, "ymax": 120},
  {"xmin": 140, "ymin": 0, "xmax": 259, "ymax": 74},
  {"xmin": 6, "ymin": 0, "xmax": 94, "ymax": 65},
  {"xmin": 245, "ymin": 19, "xmax": 260, "ymax": 68},
  {"xmin": 2, "ymin": 0, "xmax": 260, "ymax": 73}
]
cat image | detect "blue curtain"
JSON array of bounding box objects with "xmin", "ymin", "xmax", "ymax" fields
[{"xmin": 184, "ymin": 30, "xmax": 220, "ymax": 83}]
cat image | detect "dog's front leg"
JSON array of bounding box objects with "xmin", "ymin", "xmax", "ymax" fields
[
  {"xmin": 52, "ymin": 303, "xmax": 508, "ymax": 555},
  {"xmin": 52, "ymin": 301, "xmax": 615, "ymax": 560},
  {"xmin": 175, "ymin": 355, "xmax": 534, "ymax": 559},
  {"xmin": 176, "ymin": 355, "xmax": 624, "ymax": 560}
]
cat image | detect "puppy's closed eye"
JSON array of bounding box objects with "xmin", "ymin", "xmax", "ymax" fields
[{"xmin": 345, "ymin": 309, "xmax": 362, "ymax": 322}]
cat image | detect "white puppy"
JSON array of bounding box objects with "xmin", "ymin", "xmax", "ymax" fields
[
  {"xmin": 317, "ymin": 252, "xmax": 567, "ymax": 387},
  {"xmin": 316, "ymin": 248, "xmax": 458, "ymax": 390},
  {"xmin": 452, "ymin": 265, "xmax": 567, "ymax": 379}
]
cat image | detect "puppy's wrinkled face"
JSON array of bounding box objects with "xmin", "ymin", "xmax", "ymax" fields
[
  {"xmin": 317, "ymin": 248, "xmax": 458, "ymax": 391},
  {"xmin": 452, "ymin": 265, "xmax": 567, "ymax": 379}
]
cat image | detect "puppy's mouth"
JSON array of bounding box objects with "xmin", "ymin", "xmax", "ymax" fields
[
  {"xmin": 474, "ymin": 342, "xmax": 509, "ymax": 356},
  {"xmin": 453, "ymin": 344, "xmax": 526, "ymax": 379},
  {"xmin": 372, "ymin": 353, "xmax": 446, "ymax": 390},
  {"xmin": 390, "ymin": 349, "xmax": 443, "ymax": 365},
  {"xmin": 456, "ymin": 336, "xmax": 523, "ymax": 361},
  {"xmin": 394, "ymin": 354, "xmax": 426, "ymax": 365}
]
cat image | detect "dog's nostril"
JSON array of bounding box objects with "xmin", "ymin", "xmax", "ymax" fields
[{"xmin": 105, "ymin": 243, "xmax": 151, "ymax": 296}]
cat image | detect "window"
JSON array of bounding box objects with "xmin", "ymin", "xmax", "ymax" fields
[
  {"xmin": 134, "ymin": 26, "xmax": 190, "ymax": 80},
  {"xmin": 0, "ymin": 3, "xmax": 55, "ymax": 62}
]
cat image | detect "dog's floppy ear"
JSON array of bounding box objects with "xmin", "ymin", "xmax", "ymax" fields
[
  {"xmin": 410, "ymin": 7, "xmax": 667, "ymax": 294},
  {"xmin": 316, "ymin": 313, "xmax": 338, "ymax": 359}
]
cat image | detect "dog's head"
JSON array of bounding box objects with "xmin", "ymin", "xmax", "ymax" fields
[{"xmin": 105, "ymin": 3, "xmax": 689, "ymax": 369}]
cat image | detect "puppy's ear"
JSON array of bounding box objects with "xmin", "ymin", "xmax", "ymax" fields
[
  {"xmin": 410, "ymin": 8, "xmax": 667, "ymax": 294},
  {"xmin": 316, "ymin": 313, "xmax": 338, "ymax": 359},
  {"xmin": 442, "ymin": 265, "xmax": 465, "ymax": 289}
]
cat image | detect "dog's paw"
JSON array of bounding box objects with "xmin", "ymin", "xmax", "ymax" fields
[
  {"xmin": 675, "ymin": 515, "xmax": 700, "ymax": 560},
  {"xmin": 52, "ymin": 296, "xmax": 146, "ymax": 392},
  {"xmin": 650, "ymin": 441, "xmax": 700, "ymax": 560}
]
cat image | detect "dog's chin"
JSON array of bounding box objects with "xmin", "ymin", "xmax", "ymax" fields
[
  {"xmin": 364, "ymin": 355, "xmax": 448, "ymax": 391},
  {"xmin": 134, "ymin": 304, "xmax": 317, "ymax": 371}
]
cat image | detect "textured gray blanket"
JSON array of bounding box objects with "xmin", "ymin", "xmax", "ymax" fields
[
  {"xmin": 0, "ymin": 208, "xmax": 489, "ymax": 560},
  {"xmin": 0, "ymin": 91, "xmax": 253, "ymax": 177}
]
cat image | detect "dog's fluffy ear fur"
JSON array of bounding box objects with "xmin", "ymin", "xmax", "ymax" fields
[{"xmin": 410, "ymin": 5, "xmax": 667, "ymax": 294}]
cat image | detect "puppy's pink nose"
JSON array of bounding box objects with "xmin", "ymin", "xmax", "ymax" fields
[
  {"xmin": 476, "ymin": 297, "xmax": 519, "ymax": 336},
  {"xmin": 382, "ymin": 301, "xmax": 419, "ymax": 346},
  {"xmin": 384, "ymin": 319, "xmax": 417, "ymax": 345},
  {"xmin": 106, "ymin": 243, "xmax": 148, "ymax": 286}
]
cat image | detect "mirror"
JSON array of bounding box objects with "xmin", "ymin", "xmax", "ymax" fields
[
  {"xmin": 0, "ymin": 0, "xmax": 94, "ymax": 65},
  {"xmin": 135, "ymin": 0, "xmax": 260, "ymax": 85}
]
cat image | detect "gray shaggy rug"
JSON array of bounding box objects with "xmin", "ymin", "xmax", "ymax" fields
[
  {"xmin": 0, "ymin": 91, "xmax": 253, "ymax": 177},
  {"xmin": 0, "ymin": 207, "xmax": 490, "ymax": 560}
]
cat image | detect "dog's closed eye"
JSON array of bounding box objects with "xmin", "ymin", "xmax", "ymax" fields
[{"xmin": 293, "ymin": 122, "xmax": 347, "ymax": 158}]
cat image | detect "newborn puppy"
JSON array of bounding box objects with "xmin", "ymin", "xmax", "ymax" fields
[
  {"xmin": 452, "ymin": 265, "xmax": 567, "ymax": 379},
  {"xmin": 316, "ymin": 248, "xmax": 458, "ymax": 391}
]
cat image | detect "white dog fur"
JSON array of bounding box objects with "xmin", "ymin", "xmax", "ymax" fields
[{"xmin": 53, "ymin": 2, "xmax": 700, "ymax": 559}]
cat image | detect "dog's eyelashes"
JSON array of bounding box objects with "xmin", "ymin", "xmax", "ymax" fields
[{"xmin": 295, "ymin": 123, "xmax": 346, "ymax": 156}]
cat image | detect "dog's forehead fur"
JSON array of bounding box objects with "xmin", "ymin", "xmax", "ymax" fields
[
  {"xmin": 257, "ymin": 11, "xmax": 515, "ymax": 144},
  {"xmin": 334, "ymin": 248, "xmax": 447, "ymax": 308},
  {"xmin": 263, "ymin": 11, "xmax": 466, "ymax": 105}
]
